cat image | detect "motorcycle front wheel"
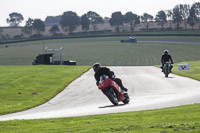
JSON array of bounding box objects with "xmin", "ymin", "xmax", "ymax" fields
[
  {"xmin": 105, "ymin": 88, "xmax": 118, "ymax": 105},
  {"xmin": 164, "ymin": 66, "xmax": 169, "ymax": 77}
]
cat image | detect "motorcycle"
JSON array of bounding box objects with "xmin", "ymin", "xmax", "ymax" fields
[
  {"xmin": 163, "ymin": 62, "xmax": 172, "ymax": 77},
  {"xmin": 98, "ymin": 75, "xmax": 130, "ymax": 105}
]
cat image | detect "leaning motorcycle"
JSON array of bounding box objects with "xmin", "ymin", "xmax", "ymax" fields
[
  {"xmin": 163, "ymin": 62, "xmax": 172, "ymax": 77},
  {"xmin": 98, "ymin": 75, "xmax": 130, "ymax": 105}
]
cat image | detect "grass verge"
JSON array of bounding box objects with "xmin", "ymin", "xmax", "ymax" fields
[
  {"xmin": 0, "ymin": 103, "xmax": 200, "ymax": 133},
  {"xmin": 173, "ymin": 61, "xmax": 200, "ymax": 81},
  {"xmin": 0, "ymin": 65, "xmax": 91, "ymax": 115}
]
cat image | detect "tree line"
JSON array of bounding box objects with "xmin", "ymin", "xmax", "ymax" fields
[{"xmin": 2, "ymin": 2, "xmax": 200, "ymax": 37}]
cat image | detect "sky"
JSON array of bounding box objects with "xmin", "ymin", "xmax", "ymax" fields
[{"xmin": 0, "ymin": 0, "xmax": 198, "ymax": 26}]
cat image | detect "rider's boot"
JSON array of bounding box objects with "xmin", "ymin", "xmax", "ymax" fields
[
  {"xmin": 122, "ymin": 87, "xmax": 128, "ymax": 92},
  {"xmin": 161, "ymin": 66, "xmax": 164, "ymax": 72}
]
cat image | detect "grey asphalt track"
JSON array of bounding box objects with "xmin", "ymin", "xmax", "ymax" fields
[
  {"xmin": 138, "ymin": 41, "xmax": 200, "ymax": 44},
  {"xmin": 0, "ymin": 66, "xmax": 200, "ymax": 121}
]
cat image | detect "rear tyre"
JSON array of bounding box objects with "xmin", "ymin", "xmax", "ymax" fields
[
  {"xmin": 122, "ymin": 93, "xmax": 130, "ymax": 104},
  {"xmin": 105, "ymin": 88, "xmax": 118, "ymax": 105}
]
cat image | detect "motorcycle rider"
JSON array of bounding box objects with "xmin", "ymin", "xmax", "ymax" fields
[
  {"xmin": 93, "ymin": 63, "xmax": 128, "ymax": 92},
  {"xmin": 160, "ymin": 49, "xmax": 174, "ymax": 72}
]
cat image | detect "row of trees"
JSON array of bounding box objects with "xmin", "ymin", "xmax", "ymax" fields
[
  {"xmin": 4, "ymin": 2, "xmax": 200, "ymax": 36},
  {"xmin": 157, "ymin": 3, "xmax": 200, "ymax": 30},
  {"xmin": 20, "ymin": 11, "xmax": 104, "ymax": 36},
  {"xmin": 110, "ymin": 2, "xmax": 200, "ymax": 31}
]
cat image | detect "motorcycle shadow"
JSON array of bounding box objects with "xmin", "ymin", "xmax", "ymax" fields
[
  {"xmin": 99, "ymin": 103, "xmax": 126, "ymax": 108},
  {"xmin": 164, "ymin": 77, "xmax": 174, "ymax": 78}
]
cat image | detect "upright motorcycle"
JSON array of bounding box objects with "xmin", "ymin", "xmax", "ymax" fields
[
  {"xmin": 163, "ymin": 62, "xmax": 172, "ymax": 77},
  {"xmin": 98, "ymin": 75, "xmax": 130, "ymax": 105}
]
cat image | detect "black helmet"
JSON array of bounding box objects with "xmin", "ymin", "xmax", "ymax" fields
[
  {"xmin": 164, "ymin": 49, "xmax": 169, "ymax": 55},
  {"xmin": 93, "ymin": 63, "xmax": 101, "ymax": 72}
]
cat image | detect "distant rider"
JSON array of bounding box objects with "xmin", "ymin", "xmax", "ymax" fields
[
  {"xmin": 93, "ymin": 63, "xmax": 128, "ymax": 92},
  {"xmin": 160, "ymin": 49, "xmax": 174, "ymax": 72}
]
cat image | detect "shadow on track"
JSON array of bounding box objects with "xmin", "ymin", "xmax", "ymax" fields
[
  {"xmin": 163, "ymin": 77, "xmax": 174, "ymax": 78},
  {"xmin": 99, "ymin": 103, "xmax": 127, "ymax": 109}
]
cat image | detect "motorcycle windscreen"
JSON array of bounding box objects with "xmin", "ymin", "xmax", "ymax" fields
[{"xmin": 100, "ymin": 75, "xmax": 107, "ymax": 83}]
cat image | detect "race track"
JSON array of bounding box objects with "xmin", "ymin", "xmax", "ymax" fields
[{"xmin": 0, "ymin": 66, "xmax": 200, "ymax": 121}]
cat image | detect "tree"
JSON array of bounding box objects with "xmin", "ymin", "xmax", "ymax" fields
[
  {"xmin": 109, "ymin": 12, "xmax": 123, "ymax": 32},
  {"xmin": 124, "ymin": 12, "xmax": 140, "ymax": 32},
  {"xmin": 86, "ymin": 11, "xmax": 103, "ymax": 31},
  {"xmin": 6, "ymin": 12, "xmax": 24, "ymax": 27},
  {"xmin": 0, "ymin": 27, "xmax": 3, "ymax": 35},
  {"xmin": 172, "ymin": 5, "xmax": 183, "ymax": 29},
  {"xmin": 49, "ymin": 25, "xmax": 60, "ymax": 35},
  {"xmin": 179, "ymin": 4, "xmax": 190, "ymax": 29},
  {"xmin": 60, "ymin": 11, "xmax": 80, "ymax": 34},
  {"xmin": 187, "ymin": 6, "xmax": 197, "ymax": 29},
  {"xmin": 192, "ymin": 2, "xmax": 200, "ymax": 29},
  {"xmin": 141, "ymin": 13, "xmax": 153, "ymax": 31},
  {"xmin": 155, "ymin": 10, "xmax": 167, "ymax": 30},
  {"xmin": 0, "ymin": 27, "xmax": 3, "ymax": 39},
  {"xmin": 166, "ymin": 10, "xmax": 173, "ymax": 29},
  {"xmin": 32, "ymin": 19, "xmax": 45, "ymax": 35},
  {"xmin": 104, "ymin": 17, "xmax": 110, "ymax": 23},
  {"xmin": 81, "ymin": 14, "xmax": 90, "ymax": 31},
  {"xmin": 45, "ymin": 16, "xmax": 61, "ymax": 26},
  {"xmin": 21, "ymin": 18, "xmax": 33, "ymax": 36}
]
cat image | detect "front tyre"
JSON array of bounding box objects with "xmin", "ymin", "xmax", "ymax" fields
[
  {"xmin": 164, "ymin": 66, "xmax": 169, "ymax": 77},
  {"xmin": 105, "ymin": 88, "xmax": 118, "ymax": 105}
]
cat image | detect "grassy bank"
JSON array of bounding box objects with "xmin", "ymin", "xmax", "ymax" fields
[
  {"xmin": 0, "ymin": 65, "xmax": 90, "ymax": 115},
  {"xmin": 0, "ymin": 61, "xmax": 200, "ymax": 132}
]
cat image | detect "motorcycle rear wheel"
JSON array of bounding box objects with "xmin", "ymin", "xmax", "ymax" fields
[{"xmin": 122, "ymin": 93, "xmax": 130, "ymax": 104}]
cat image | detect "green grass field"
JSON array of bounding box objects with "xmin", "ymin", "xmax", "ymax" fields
[
  {"xmin": 1, "ymin": 36, "xmax": 200, "ymax": 66},
  {"xmin": 0, "ymin": 61, "xmax": 200, "ymax": 133},
  {"xmin": 0, "ymin": 65, "xmax": 90, "ymax": 115}
]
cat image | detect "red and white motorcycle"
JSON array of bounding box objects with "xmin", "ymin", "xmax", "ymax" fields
[{"xmin": 98, "ymin": 75, "xmax": 130, "ymax": 105}]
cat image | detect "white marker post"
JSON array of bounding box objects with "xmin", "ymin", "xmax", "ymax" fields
[{"xmin": 178, "ymin": 64, "xmax": 189, "ymax": 71}]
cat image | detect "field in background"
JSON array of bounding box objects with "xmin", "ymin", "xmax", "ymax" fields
[{"xmin": 0, "ymin": 36, "xmax": 200, "ymax": 66}]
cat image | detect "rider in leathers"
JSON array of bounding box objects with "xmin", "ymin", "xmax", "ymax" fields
[
  {"xmin": 93, "ymin": 63, "xmax": 128, "ymax": 92},
  {"xmin": 161, "ymin": 49, "xmax": 174, "ymax": 72}
]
